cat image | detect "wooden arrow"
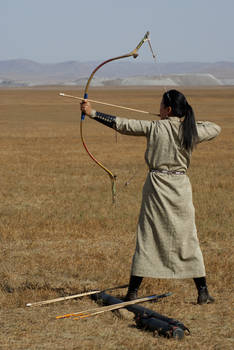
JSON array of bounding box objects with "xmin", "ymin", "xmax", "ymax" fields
[
  {"xmin": 59, "ymin": 93, "xmax": 160, "ymax": 117},
  {"xmin": 56, "ymin": 292, "xmax": 172, "ymax": 319},
  {"xmin": 26, "ymin": 284, "xmax": 128, "ymax": 307}
]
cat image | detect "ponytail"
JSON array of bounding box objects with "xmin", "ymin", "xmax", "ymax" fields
[
  {"xmin": 162, "ymin": 90, "xmax": 198, "ymax": 152},
  {"xmin": 181, "ymin": 103, "xmax": 198, "ymax": 151}
]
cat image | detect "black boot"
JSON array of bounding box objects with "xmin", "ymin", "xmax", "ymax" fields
[
  {"xmin": 124, "ymin": 275, "xmax": 143, "ymax": 301},
  {"xmin": 194, "ymin": 277, "xmax": 215, "ymax": 305},
  {"xmin": 197, "ymin": 286, "xmax": 215, "ymax": 305}
]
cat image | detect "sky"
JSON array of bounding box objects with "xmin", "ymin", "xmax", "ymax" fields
[{"xmin": 0, "ymin": 0, "xmax": 234, "ymax": 63}]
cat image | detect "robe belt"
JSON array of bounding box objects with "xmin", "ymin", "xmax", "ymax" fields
[{"xmin": 150, "ymin": 169, "xmax": 185, "ymax": 175}]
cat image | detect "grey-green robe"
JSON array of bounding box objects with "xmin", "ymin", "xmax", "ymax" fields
[{"xmin": 116, "ymin": 116, "xmax": 221, "ymax": 278}]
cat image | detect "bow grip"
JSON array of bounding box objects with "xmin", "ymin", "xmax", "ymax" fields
[{"xmin": 81, "ymin": 93, "xmax": 88, "ymax": 120}]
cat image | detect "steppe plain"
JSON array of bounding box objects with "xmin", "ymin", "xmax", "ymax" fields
[{"xmin": 0, "ymin": 87, "xmax": 233, "ymax": 349}]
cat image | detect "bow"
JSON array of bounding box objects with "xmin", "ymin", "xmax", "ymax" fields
[{"xmin": 81, "ymin": 31, "xmax": 151, "ymax": 203}]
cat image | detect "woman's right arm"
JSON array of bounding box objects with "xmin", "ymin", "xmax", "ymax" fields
[{"xmin": 196, "ymin": 121, "xmax": 221, "ymax": 143}]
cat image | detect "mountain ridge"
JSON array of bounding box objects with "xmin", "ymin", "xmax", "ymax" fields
[{"xmin": 0, "ymin": 59, "xmax": 234, "ymax": 86}]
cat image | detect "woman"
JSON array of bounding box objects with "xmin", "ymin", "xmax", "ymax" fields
[{"xmin": 80, "ymin": 89, "xmax": 221, "ymax": 305}]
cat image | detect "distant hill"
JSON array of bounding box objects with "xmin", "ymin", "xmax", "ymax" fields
[{"xmin": 0, "ymin": 59, "xmax": 234, "ymax": 86}]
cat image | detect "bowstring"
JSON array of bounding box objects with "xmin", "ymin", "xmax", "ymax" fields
[
  {"xmin": 125, "ymin": 34, "xmax": 165, "ymax": 187},
  {"xmin": 146, "ymin": 36, "xmax": 168, "ymax": 93}
]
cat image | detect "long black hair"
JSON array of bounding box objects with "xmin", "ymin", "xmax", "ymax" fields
[{"xmin": 162, "ymin": 89, "xmax": 198, "ymax": 151}]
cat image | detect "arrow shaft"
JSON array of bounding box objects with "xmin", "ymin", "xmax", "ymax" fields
[
  {"xmin": 60, "ymin": 93, "xmax": 160, "ymax": 117},
  {"xmin": 26, "ymin": 290, "xmax": 100, "ymax": 307},
  {"xmin": 27, "ymin": 284, "xmax": 128, "ymax": 307},
  {"xmin": 56, "ymin": 292, "xmax": 172, "ymax": 319}
]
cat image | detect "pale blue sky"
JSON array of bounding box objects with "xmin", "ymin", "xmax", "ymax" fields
[{"xmin": 0, "ymin": 0, "xmax": 233, "ymax": 63}]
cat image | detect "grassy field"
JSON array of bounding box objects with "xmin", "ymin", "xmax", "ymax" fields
[{"xmin": 0, "ymin": 87, "xmax": 233, "ymax": 349}]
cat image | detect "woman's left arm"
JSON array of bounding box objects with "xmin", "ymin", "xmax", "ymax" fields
[
  {"xmin": 115, "ymin": 115, "xmax": 153, "ymax": 136},
  {"xmin": 80, "ymin": 101, "xmax": 153, "ymax": 136}
]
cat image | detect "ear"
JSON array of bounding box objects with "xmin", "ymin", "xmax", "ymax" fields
[{"xmin": 167, "ymin": 106, "xmax": 172, "ymax": 115}]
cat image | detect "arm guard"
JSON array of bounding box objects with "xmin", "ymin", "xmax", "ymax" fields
[{"xmin": 90, "ymin": 110, "xmax": 117, "ymax": 129}]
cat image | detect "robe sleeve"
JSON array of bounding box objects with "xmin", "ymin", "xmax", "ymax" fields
[
  {"xmin": 115, "ymin": 117, "xmax": 153, "ymax": 136},
  {"xmin": 196, "ymin": 121, "xmax": 221, "ymax": 143}
]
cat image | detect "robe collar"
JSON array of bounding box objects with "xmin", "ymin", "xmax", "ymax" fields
[{"xmin": 168, "ymin": 116, "xmax": 182, "ymax": 122}]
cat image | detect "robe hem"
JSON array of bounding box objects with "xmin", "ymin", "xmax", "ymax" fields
[{"xmin": 131, "ymin": 270, "xmax": 206, "ymax": 279}]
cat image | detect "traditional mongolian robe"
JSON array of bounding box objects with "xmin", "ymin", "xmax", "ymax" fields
[{"xmin": 115, "ymin": 116, "xmax": 221, "ymax": 279}]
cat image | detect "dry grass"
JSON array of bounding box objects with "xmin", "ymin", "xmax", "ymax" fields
[{"xmin": 0, "ymin": 87, "xmax": 233, "ymax": 349}]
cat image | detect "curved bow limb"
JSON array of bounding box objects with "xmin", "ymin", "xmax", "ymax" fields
[{"xmin": 81, "ymin": 31, "xmax": 150, "ymax": 204}]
